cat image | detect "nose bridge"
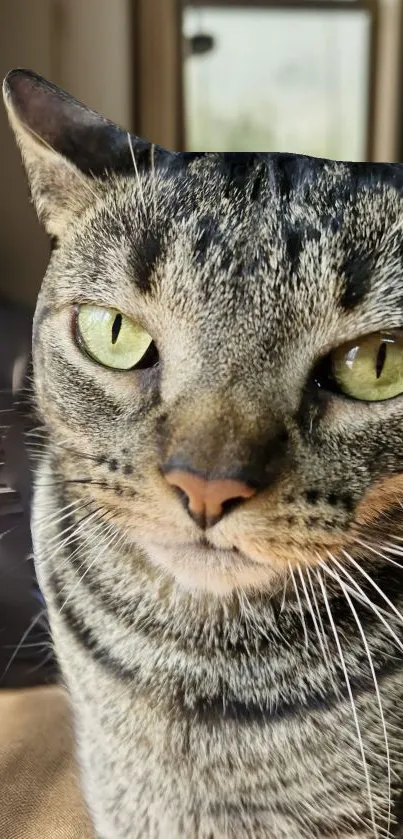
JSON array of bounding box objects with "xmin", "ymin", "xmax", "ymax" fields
[
  {"xmin": 159, "ymin": 386, "xmax": 287, "ymax": 489},
  {"xmin": 161, "ymin": 389, "xmax": 251, "ymax": 476}
]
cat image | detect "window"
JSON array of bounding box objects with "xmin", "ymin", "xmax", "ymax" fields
[{"xmin": 182, "ymin": 1, "xmax": 376, "ymax": 160}]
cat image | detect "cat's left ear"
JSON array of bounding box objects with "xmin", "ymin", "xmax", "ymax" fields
[{"xmin": 3, "ymin": 69, "xmax": 161, "ymax": 239}]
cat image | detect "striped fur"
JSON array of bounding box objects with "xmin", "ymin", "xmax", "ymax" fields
[{"xmin": 5, "ymin": 70, "xmax": 403, "ymax": 837}]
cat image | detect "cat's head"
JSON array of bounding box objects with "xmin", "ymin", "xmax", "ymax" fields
[{"xmin": 5, "ymin": 69, "xmax": 403, "ymax": 596}]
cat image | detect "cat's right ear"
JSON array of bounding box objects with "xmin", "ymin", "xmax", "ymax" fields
[{"xmin": 3, "ymin": 69, "xmax": 157, "ymax": 239}]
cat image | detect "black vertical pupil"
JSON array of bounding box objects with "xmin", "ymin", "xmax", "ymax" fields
[
  {"xmin": 376, "ymin": 341, "xmax": 387, "ymax": 379},
  {"xmin": 111, "ymin": 314, "xmax": 122, "ymax": 345}
]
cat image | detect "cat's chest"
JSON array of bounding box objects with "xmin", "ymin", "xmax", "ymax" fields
[
  {"xmin": 33, "ymin": 485, "xmax": 403, "ymax": 839},
  {"xmin": 55, "ymin": 622, "xmax": 403, "ymax": 839}
]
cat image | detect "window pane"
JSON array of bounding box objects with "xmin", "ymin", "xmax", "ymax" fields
[{"xmin": 183, "ymin": 6, "xmax": 371, "ymax": 160}]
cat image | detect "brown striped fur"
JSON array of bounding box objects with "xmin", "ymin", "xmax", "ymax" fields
[{"xmin": 5, "ymin": 69, "xmax": 403, "ymax": 838}]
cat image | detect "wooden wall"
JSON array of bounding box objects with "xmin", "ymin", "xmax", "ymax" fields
[{"xmin": 0, "ymin": 0, "xmax": 134, "ymax": 307}]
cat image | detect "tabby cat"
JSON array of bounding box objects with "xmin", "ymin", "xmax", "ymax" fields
[{"xmin": 4, "ymin": 68, "xmax": 403, "ymax": 839}]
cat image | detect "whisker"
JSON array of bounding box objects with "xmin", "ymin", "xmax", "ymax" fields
[
  {"xmin": 345, "ymin": 549, "xmax": 403, "ymax": 632},
  {"xmin": 26, "ymin": 650, "xmax": 55, "ymax": 676},
  {"xmin": 297, "ymin": 563, "xmax": 330, "ymax": 672},
  {"xmin": 33, "ymin": 479, "xmax": 115, "ymax": 490},
  {"xmin": 330, "ymin": 560, "xmax": 392, "ymax": 837},
  {"xmin": 127, "ymin": 132, "xmax": 148, "ymax": 221},
  {"xmin": 305, "ymin": 562, "xmax": 339, "ymax": 696},
  {"xmin": 34, "ymin": 508, "xmax": 104, "ymax": 571},
  {"xmin": 240, "ymin": 586, "xmax": 288, "ymax": 649},
  {"xmin": 316, "ymin": 568, "xmax": 379, "ymax": 838},
  {"xmin": 1, "ymin": 609, "xmax": 48, "ymax": 682},
  {"xmin": 45, "ymin": 508, "xmax": 119, "ymax": 577},
  {"xmin": 288, "ymin": 562, "xmax": 309, "ymax": 650},
  {"xmin": 34, "ymin": 497, "xmax": 91, "ymax": 529},
  {"xmin": 320, "ymin": 556, "xmax": 403, "ymax": 657},
  {"xmin": 54, "ymin": 512, "xmax": 116, "ymax": 574},
  {"xmin": 357, "ymin": 538, "xmax": 403, "ymax": 572},
  {"xmin": 279, "ymin": 569, "xmax": 288, "ymax": 615},
  {"xmin": 2, "ymin": 640, "xmax": 49, "ymax": 650},
  {"xmin": 355, "ymin": 538, "xmax": 403, "ymax": 562},
  {"xmin": 0, "ymin": 524, "xmax": 20, "ymax": 543},
  {"xmin": 44, "ymin": 504, "xmax": 100, "ymax": 546},
  {"xmin": 57, "ymin": 523, "xmax": 125, "ymax": 614},
  {"xmin": 38, "ymin": 444, "xmax": 101, "ymax": 464}
]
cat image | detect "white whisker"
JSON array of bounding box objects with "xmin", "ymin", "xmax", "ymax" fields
[
  {"xmin": 331, "ymin": 561, "xmax": 392, "ymax": 837},
  {"xmin": 288, "ymin": 562, "xmax": 309, "ymax": 650},
  {"xmin": 35, "ymin": 497, "xmax": 90, "ymax": 530},
  {"xmin": 345, "ymin": 548, "xmax": 403, "ymax": 631},
  {"xmin": 26, "ymin": 650, "xmax": 55, "ymax": 676},
  {"xmin": 2, "ymin": 609, "xmax": 48, "ymax": 681},
  {"xmin": 57, "ymin": 524, "xmax": 125, "ymax": 614},
  {"xmin": 356, "ymin": 538, "xmax": 403, "ymax": 571},
  {"xmin": 127, "ymin": 132, "xmax": 148, "ymax": 221},
  {"xmin": 280, "ymin": 569, "xmax": 289, "ymax": 614},
  {"xmin": 316, "ymin": 568, "xmax": 379, "ymax": 838},
  {"xmin": 44, "ymin": 506, "xmax": 102, "ymax": 552},
  {"xmin": 297, "ymin": 563, "xmax": 330, "ymax": 671},
  {"xmin": 0, "ymin": 524, "xmax": 20, "ymax": 543},
  {"xmin": 46, "ymin": 510, "xmax": 116, "ymax": 574},
  {"xmin": 50, "ymin": 519, "xmax": 114, "ymax": 580},
  {"xmin": 305, "ymin": 563, "xmax": 339, "ymax": 696},
  {"xmin": 320, "ymin": 556, "xmax": 403, "ymax": 656}
]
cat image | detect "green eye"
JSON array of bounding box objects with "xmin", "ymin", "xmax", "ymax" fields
[
  {"xmin": 76, "ymin": 305, "xmax": 154, "ymax": 370},
  {"xmin": 330, "ymin": 330, "xmax": 403, "ymax": 401}
]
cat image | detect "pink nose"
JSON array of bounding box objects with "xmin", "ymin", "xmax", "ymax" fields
[{"xmin": 164, "ymin": 469, "xmax": 256, "ymax": 528}]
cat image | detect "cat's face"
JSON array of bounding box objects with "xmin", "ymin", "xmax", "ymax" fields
[{"xmin": 5, "ymin": 70, "xmax": 403, "ymax": 595}]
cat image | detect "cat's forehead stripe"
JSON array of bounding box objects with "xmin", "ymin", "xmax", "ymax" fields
[
  {"xmin": 127, "ymin": 228, "xmax": 161, "ymax": 294},
  {"xmin": 40, "ymin": 151, "xmax": 403, "ymax": 336},
  {"xmin": 339, "ymin": 249, "xmax": 373, "ymax": 311}
]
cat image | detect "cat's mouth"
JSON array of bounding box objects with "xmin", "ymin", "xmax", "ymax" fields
[
  {"xmin": 139, "ymin": 519, "xmax": 348, "ymax": 594},
  {"xmin": 143, "ymin": 537, "xmax": 282, "ymax": 595}
]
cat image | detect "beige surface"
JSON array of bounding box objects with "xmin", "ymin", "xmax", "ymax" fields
[{"xmin": 0, "ymin": 684, "xmax": 95, "ymax": 839}]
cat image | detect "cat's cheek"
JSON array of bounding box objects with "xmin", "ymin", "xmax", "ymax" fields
[{"xmin": 353, "ymin": 472, "xmax": 403, "ymax": 527}]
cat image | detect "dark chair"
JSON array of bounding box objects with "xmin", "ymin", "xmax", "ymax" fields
[{"xmin": 0, "ymin": 298, "xmax": 57, "ymax": 688}]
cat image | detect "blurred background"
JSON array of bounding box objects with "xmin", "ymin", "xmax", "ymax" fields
[{"xmin": 1, "ymin": 0, "xmax": 403, "ymax": 307}]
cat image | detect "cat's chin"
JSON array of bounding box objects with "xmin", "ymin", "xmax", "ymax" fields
[{"xmin": 143, "ymin": 541, "xmax": 281, "ymax": 595}]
